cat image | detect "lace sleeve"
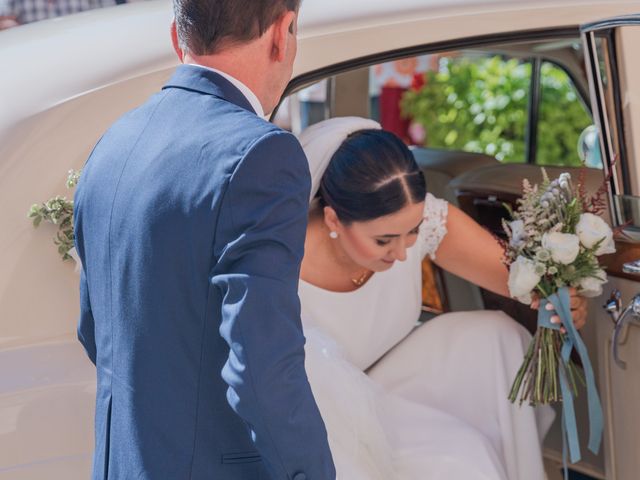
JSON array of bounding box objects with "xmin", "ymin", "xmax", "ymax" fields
[{"xmin": 419, "ymin": 193, "xmax": 449, "ymax": 260}]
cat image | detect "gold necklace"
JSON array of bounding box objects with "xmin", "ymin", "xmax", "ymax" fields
[
  {"xmin": 320, "ymin": 221, "xmax": 373, "ymax": 287},
  {"xmin": 351, "ymin": 270, "xmax": 373, "ymax": 287}
]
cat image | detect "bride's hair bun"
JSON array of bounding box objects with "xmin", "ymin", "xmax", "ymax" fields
[{"xmin": 318, "ymin": 129, "xmax": 426, "ymax": 224}]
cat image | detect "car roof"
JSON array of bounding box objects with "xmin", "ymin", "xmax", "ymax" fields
[
  {"xmin": 0, "ymin": 0, "xmax": 638, "ymax": 133},
  {"xmin": 301, "ymin": 0, "xmax": 633, "ymax": 33}
]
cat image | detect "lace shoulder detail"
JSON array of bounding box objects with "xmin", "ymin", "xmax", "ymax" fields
[{"xmin": 419, "ymin": 193, "xmax": 449, "ymax": 260}]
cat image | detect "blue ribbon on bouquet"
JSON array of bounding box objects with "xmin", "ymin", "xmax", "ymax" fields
[{"xmin": 537, "ymin": 286, "xmax": 603, "ymax": 479}]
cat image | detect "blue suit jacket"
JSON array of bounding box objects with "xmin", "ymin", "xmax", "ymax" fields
[{"xmin": 74, "ymin": 65, "xmax": 336, "ymax": 480}]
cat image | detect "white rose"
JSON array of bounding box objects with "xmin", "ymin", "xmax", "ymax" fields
[
  {"xmin": 508, "ymin": 256, "xmax": 541, "ymax": 304},
  {"xmin": 579, "ymin": 270, "xmax": 607, "ymax": 298},
  {"xmin": 542, "ymin": 232, "xmax": 580, "ymax": 265},
  {"xmin": 576, "ymin": 213, "xmax": 616, "ymax": 256},
  {"xmin": 509, "ymin": 220, "xmax": 527, "ymax": 248},
  {"xmin": 515, "ymin": 292, "xmax": 533, "ymax": 305},
  {"xmin": 598, "ymin": 236, "xmax": 616, "ymax": 256}
]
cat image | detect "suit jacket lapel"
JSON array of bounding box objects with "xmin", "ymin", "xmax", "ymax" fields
[{"xmin": 163, "ymin": 64, "xmax": 256, "ymax": 114}]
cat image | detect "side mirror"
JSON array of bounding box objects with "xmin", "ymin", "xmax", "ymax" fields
[
  {"xmin": 577, "ymin": 125, "xmax": 603, "ymax": 169},
  {"xmin": 576, "ymin": 125, "xmax": 640, "ymax": 238}
]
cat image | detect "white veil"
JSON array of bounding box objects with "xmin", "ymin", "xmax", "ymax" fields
[{"xmin": 297, "ymin": 116, "xmax": 381, "ymax": 203}]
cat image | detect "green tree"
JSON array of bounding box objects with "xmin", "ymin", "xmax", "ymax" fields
[
  {"xmin": 401, "ymin": 55, "xmax": 592, "ymax": 167},
  {"xmin": 537, "ymin": 62, "xmax": 592, "ymax": 167}
]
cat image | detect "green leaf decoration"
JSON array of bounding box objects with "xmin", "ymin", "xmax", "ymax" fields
[{"xmin": 28, "ymin": 169, "xmax": 82, "ymax": 261}]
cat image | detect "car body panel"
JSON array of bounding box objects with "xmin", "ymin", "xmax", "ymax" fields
[{"xmin": 2, "ymin": 1, "xmax": 640, "ymax": 477}]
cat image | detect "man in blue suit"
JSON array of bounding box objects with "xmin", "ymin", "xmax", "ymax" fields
[{"xmin": 73, "ymin": 1, "xmax": 336, "ymax": 478}]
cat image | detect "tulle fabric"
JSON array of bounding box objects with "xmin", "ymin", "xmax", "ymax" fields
[
  {"xmin": 304, "ymin": 326, "xmax": 510, "ymax": 480},
  {"xmin": 304, "ymin": 327, "xmax": 395, "ymax": 480}
]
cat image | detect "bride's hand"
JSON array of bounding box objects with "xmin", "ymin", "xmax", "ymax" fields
[{"xmin": 530, "ymin": 287, "xmax": 587, "ymax": 332}]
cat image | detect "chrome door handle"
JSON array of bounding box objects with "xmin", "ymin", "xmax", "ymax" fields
[{"xmin": 603, "ymin": 290, "xmax": 640, "ymax": 369}]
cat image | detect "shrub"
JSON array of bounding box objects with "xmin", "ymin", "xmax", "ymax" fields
[{"xmin": 401, "ymin": 55, "xmax": 592, "ymax": 167}]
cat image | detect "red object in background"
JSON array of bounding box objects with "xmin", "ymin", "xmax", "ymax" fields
[
  {"xmin": 379, "ymin": 86, "xmax": 412, "ymax": 144},
  {"xmin": 411, "ymin": 72, "xmax": 426, "ymax": 91}
]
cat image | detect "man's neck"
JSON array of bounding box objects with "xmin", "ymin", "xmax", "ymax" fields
[{"xmin": 184, "ymin": 52, "xmax": 268, "ymax": 115}]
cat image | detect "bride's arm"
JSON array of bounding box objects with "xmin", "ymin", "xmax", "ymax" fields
[
  {"xmin": 432, "ymin": 204, "xmax": 587, "ymax": 329},
  {"xmin": 432, "ymin": 204, "xmax": 510, "ymax": 297}
]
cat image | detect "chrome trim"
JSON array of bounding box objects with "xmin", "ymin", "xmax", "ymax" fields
[
  {"xmin": 604, "ymin": 288, "xmax": 622, "ymax": 324},
  {"xmin": 612, "ymin": 294, "xmax": 640, "ymax": 369},
  {"xmin": 602, "ymin": 289, "xmax": 640, "ymax": 370},
  {"xmin": 581, "ymin": 31, "xmax": 622, "ymax": 224},
  {"xmin": 525, "ymin": 57, "xmax": 542, "ymax": 165},
  {"xmin": 581, "ymin": 16, "xmax": 640, "ymax": 232},
  {"xmin": 581, "ymin": 15, "xmax": 640, "ymax": 33},
  {"xmin": 276, "ymin": 26, "xmax": 582, "ymax": 116},
  {"xmin": 622, "ymin": 259, "xmax": 640, "ymax": 275}
]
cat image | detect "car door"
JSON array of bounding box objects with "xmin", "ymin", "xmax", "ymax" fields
[{"xmin": 581, "ymin": 14, "xmax": 640, "ymax": 480}]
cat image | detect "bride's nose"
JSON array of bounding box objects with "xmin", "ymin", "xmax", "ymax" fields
[{"xmin": 391, "ymin": 239, "xmax": 407, "ymax": 262}]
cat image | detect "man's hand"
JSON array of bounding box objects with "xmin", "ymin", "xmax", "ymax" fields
[
  {"xmin": 0, "ymin": 16, "xmax": 19, "ymax": 31},
  {"xmin": 531, "ymin": 287, "xmax": 587, "ymax": 332}
]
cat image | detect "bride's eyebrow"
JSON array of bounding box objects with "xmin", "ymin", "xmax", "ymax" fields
[{"xmin": 376, "ymin": 219, "xmax": 424, "ymax": 238}]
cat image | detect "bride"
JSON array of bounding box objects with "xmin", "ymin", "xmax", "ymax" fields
[{"xmin": 296, "ymin": 117, "xmax": 588, "ymax": 479}]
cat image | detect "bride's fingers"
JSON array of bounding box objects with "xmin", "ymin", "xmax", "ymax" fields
[
  {"xmin": 529, "ymin": 292, "xmax": 540, "ymax": 310},
  {"xmin": 571, "ymin": 295, "xmax": 588, "ymax": 330},
  {"xmin": 570, "ymin": 296, "xmax": 582, "ymax": 309},
  {"xmin": 550, "ymin": 315, "xmax": 565, "ymax": 333},
  {"xmin": 572, "ymin": 304, "xmax": 587, "ymax": 330},
  {"xmin": 545, "ymin": 289, "xmax": 588, "ymax": 332},
  {"xmin": 550, "ymin": 305, "xmax": 587, "ymax": 332}
]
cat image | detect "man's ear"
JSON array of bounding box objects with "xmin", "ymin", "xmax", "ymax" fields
[
  {"xmin": 271, "ymin": 10, "xmax": 296, "ymax": 62},
  {"xmin": 170, "ymin": 20, "xmax": 184, "ymax": 62}
]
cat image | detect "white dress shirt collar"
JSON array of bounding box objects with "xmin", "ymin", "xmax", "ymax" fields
[{"xmin": 189, "ymin": 64, "xmax": 265, "ymax": 118}]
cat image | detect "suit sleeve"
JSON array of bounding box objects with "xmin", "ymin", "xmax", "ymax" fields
[
  {"xmin": 211, "ymin": 131, "xmax": 336, "ymax": 480},
  {"xmin": 78, "ymin": 267, "xmax": 97, "ymax": 365},
  {"xmin": 73, "ymin": 138, "xmax": 103, "ymax": 366}
]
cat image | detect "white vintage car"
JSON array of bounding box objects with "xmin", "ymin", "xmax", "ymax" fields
[{"xmin": 1, "ymin": 1, "xmax": 640, "ymax": 479}]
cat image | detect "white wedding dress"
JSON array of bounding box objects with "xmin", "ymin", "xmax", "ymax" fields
[{"xmin": 300, "ymin": 193, "xmax": 555, "ymax": 480}]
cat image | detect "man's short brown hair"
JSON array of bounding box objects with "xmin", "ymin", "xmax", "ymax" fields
[{"xmin": 173, "ymin": 0, "xmax": 300, "ymax": 55}]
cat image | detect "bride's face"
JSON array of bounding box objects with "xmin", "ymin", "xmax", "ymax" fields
[{"xmin": 328, "ymin": 201, "xmax": 425, "ymax": 272}]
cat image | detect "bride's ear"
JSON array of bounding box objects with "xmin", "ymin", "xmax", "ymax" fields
[{"xmin": 323, "ymin": 206, "xmax": 342, "ymax": 233}]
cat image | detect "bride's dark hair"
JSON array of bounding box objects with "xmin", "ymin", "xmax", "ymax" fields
[{"xmin": 318, "ymin": 129, "xmax": 426, "ymax": 224}]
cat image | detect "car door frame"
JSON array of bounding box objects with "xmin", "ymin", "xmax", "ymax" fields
[
  {"xmin": 581, "ymin": 14, "xmax": 640, "ymax": 480},
  {"xmin": 276, "ymin": 24, "xmax": 612, "ymax": 477}
]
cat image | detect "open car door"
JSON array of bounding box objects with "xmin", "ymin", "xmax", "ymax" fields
[{"xmin": 581, "ymin": 14, "xmax": 640, "ymax": 480}]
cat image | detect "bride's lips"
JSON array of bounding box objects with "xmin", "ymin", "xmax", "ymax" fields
[{"xmin": 381, "ymin": 259, "xmax": 395, "ymax": 265}]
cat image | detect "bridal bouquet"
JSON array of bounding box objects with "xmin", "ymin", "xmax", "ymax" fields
[{"xmin": 502, "ymin": 170, "xmax": 613, "ymax": 463}]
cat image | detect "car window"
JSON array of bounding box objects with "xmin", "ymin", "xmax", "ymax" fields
[
  {"xmin": 276, "ymin": 38, "xmax": 599, "ymax": 169},
  {"xmin": 536, "ymin": 61, "xmax": 594, "ymax": 167},
  {"xmin": 400, "ymin": 53, "xmax": 530, "ymax": 163}
]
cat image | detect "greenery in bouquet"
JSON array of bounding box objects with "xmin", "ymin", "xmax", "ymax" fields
[
  {"xmin": 28, "ymin": 169, "xmax": 81, "ymax": 261},
  {"xmin": 503, "ymin": 170, "xmax": 615, "ymax": 405}
]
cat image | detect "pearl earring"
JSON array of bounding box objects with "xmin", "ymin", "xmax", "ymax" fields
[{"xmin": 329, "ymin": 231, "xmax": 339, "ymax": 239}]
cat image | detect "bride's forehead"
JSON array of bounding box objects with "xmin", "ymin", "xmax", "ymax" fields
[{"xmin": 352, "ymin": 201, "xmax": 425, "ymax": 233}]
